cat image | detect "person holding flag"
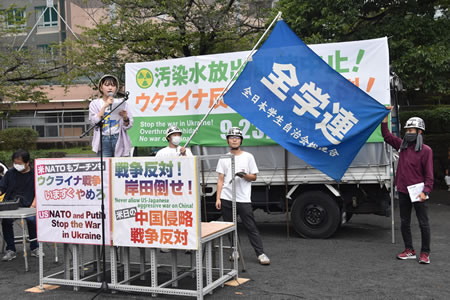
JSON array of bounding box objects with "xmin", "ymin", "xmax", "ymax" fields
[
  {"xmin": 215, "ymin": 127, "xmax": 270, "ymax": 265},
  {"xmin": 155, "ymin": 125, "xmax": 193, "ymax": 157},
  {"xmin": 155, "ymin": 125, "xmax": 192, "ymax": 253},
  {"xmin": 382, "ymin": 107, "xmax": 433, "ymax": 264}
]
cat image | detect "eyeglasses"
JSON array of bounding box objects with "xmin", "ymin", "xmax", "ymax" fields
[{"xmin": 228, "ymin": 136, "xmax": 241, "ymax": 140}]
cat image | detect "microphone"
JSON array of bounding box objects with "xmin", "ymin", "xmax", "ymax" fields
[{"xmin": 107, "ymin": 92, "xmax": 114, "ymax": 110}]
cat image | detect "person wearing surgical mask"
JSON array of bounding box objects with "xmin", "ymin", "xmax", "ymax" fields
[
  {"xmin": 155, "ymin": 125, "xmax": 193, "ymax": 158},
  {"xmin": 382, "ymin": 108, "xmax": 433, "ymax": 264},
  {"xmin": 154, "ymin": 125, "xmax": 193, "ymax": 253},
  {"xmin": 0, "ymin": 149, "xmax": 42, "ymax": 261}
]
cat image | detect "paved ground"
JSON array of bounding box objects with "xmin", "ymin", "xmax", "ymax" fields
[{"xmin": 1, "ymin": 189, "xmax": 449, "ymax": 300}]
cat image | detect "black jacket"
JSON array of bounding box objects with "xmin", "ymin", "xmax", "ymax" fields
[{"xmin": 0, "ymin": 167, "xmax": 35, "ymax": 207}]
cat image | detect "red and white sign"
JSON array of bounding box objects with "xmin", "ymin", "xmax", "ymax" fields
[
  {"xmin": 35, "ymin": 158, "xmax": 111, "ymax": 245},
  {"xmin": 111, "ymin": 156, "xmax": 199, "ymax": 250}
]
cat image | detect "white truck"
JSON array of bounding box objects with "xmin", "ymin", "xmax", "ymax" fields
[{"xmin": 187, "ymin": 142, "xmax": 392, "ymax": 238}]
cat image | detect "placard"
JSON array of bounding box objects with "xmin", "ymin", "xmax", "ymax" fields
[
  {"xmin": 35, "ymin": 158, "xmax": 111, "ymax": 245},
  {"xmin": 111, "ymin": 156, "xmax": 199, "ymax": 249}
]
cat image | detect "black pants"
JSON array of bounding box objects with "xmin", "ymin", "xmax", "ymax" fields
[
  {"xmin": 398, "ymin": 192, "xmax": 431, "ymax": 253},
  {"xmin": 2, "ymin": 217, "xmax": 38, "ymax": 252},
  {"xmin": 221, "ymin": 199, "xmax": 264, "ymax": 257}
]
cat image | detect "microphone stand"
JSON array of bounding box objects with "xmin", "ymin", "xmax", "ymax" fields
[{"xmin": 80, "ymin": 91, "xmax": 129, "ymax": 297}]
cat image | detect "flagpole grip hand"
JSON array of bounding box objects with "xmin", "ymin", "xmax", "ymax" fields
[
  {"xmin": 383, "ymin": 106, "xmax": 392, "ymax": 123},
  {"xmin": 179, "ymin": 147, "xmax": 187, "ymax": 156}
]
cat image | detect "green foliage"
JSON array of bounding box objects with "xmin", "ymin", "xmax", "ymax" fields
[
  {"xmin": 399, "ymin": 106, "xmax": 450, "ymax": 134},
  {"xmin": 0, "ymin": 4, "xmax": 69, "ymax": 110},
  {"xmin": 62, "ymin": 0, "xmax": 269, "ymax": 86},
  {"xmin": 396, "ymin": 106, "xmax": 449, "ymax": 186},
  {"xmin": 423, "ymin": 133, "xmax": 450, "ymax": 186},
  {"xmin": 274, "ymin": 0, "xmax": 450, "ymax": 100},
  {"xmin": 0, "ymin": 128, "xmax": 39, "ymax": 151},
  {"xmin": 0, "ymin": 151, "xmax": 11, "ymax": 166},
  {"xmin": 134, "ymin": 147, "xmax": 159, "ymax": 157},
  {"xmin": 0, "ymin": 149, "xmax": 80, "ymax": 167}
]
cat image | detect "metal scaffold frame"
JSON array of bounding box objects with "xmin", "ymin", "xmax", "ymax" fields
[{"xmin": 39, "ymin": 154, "xmax": 239, "ymax": 299}]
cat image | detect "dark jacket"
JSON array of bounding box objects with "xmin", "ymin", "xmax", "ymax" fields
[
  {"xmin": 0, "ymin": 167, "xmax": 35, "ymax": 207},
  {"xmin": 381, "ymin": 123, "xmax": 433, "ymax": 194}
]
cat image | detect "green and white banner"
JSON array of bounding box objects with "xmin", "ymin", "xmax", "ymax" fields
[{"xmin": 125, "ymin": 37, "xmax": 389, "ymax": 147}]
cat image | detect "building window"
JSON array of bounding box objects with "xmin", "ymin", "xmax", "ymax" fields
[
  {"xmin": 63, "ymin": 112, "xmax": 86, "ymax": 123},
  {"xmin": 35, "ymin": 5, "xmax": 58, "ymax": 27},
  {"xmin": 6, "ymin": 110, "xmax": 89, "ymax": 139},
  {"xmin": 2, "ymin": 7, "xmax": 27, "ymax": 29},
  {"xmin": 37, "ymin": 44, "xmax": 49, "ymax": 52},
  {"xmin": 37, "ymin": 44, "xmax": 56, "ymax": 63},
  {"xmin": 44, "ymin": 112, "xmax": 60, "ymax": 123}
]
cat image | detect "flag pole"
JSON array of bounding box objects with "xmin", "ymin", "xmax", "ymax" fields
[{"xmin": 183, "ymin": 11, "xmax": 283, "ymax": 148}]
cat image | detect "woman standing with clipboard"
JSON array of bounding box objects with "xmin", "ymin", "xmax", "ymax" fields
[{"xmin": 381, "ymin": 107, "xmax": 433, "ymax": 264}]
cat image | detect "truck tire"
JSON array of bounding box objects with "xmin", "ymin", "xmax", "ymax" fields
[
  {"xmin": 345, "ymin": 212, "xmax": 353, "ymax": 223},
  {"xmin": 291, "ymin": 191, "xmax": 340, "ymax": 238}
]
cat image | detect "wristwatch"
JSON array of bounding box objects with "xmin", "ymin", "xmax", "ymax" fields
[{"xmin": 423, "ymin": 192, "xmax": 430, "ymax": 196}]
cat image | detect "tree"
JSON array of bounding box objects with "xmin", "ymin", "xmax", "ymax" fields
[
  {"xmin": 273, "ymin": 0, "xmax": 450, "ymax": 102},
  {"xmin": 63, "ymin": 0, "xmax": 269, "ymax": 87},
  {"xmin": 0, "ymin": 4, "xmax": 70, "ymax": 117},
  {"xmin": 0, "ymin": 127, "xmax": 38, "ymax": 150}
]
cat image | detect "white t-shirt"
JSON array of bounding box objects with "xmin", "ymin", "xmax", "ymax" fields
[
  {"xmin": 216, "ymin": 151, "xmax": 258, "ymax": 203},
  {"xmin": 155, "ymin": 146, "xmax": 193, "ymax": 157},
  {"xmin": 99, "ymin": 98, "xmax": 122, "ymax": 136}
]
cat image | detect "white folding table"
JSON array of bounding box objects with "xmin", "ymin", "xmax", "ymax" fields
[{"xmin": 0, "ymin": 207, "xmax": 36, "ymax": 271}]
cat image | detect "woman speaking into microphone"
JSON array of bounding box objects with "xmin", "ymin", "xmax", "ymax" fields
[{"xmin": 88, "ymin": 74, "xmax": 133, "ymax": 157}]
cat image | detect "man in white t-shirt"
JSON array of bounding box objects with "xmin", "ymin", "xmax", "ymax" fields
[
  {"xmin": 155, "ymin": 125, "xmax": 193, "ymax": 157},
  {"xmin": 216, "ymin": 127, "xmax": 270, "ymax": 265},
  {"xmin": 155, "ymin": 125, "xmax": 192, "ymax": 253}
]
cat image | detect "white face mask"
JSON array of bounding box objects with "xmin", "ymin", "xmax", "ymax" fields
[
  {"xmin": 171, "ymin": 135, "xmax": 181, "ymax": 146},
  {"xmin": 14, "ymin": 163, "xmax": 26, "ymax": 172}
]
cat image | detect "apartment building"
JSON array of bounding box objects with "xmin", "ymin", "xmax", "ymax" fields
[
  {"xmin": 1, "ymin": 0, "xmax": 275, "ymax": 146},
  {"xmin": 0, "ymin": 0, "xmax": 106, "ymax": 145}
]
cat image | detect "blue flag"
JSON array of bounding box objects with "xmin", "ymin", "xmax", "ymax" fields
[{"xmin": 223, "ymin": 20, "xmax": 389, "ymax": 181}]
